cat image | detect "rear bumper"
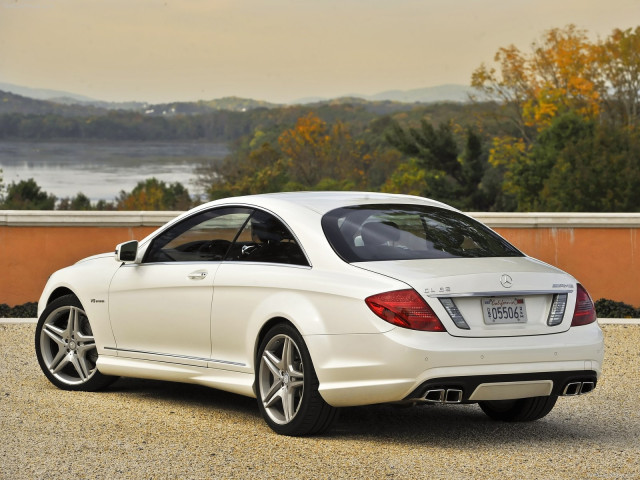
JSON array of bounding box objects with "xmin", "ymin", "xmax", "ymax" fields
[
  {"xmin": 304, "ymin": 322, "xmax": 604, "ymax": 407},
  {"xmin": 404, "ymin": 370, "xmax": 598, "ymax": 403}
]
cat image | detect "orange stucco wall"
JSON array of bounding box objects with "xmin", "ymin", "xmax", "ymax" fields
[
  {"xmin": 1, "ymin": 220, "xmax": 639, "ymax": 308},
  {"xmin": 494, "ymin": 227, "xmax": 639, "ymax": 308},
  {"xmin": 0, "ymin": 225, "xmax": 157, "ymax": 307}
]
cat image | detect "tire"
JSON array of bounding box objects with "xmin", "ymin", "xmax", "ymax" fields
[
  {"xmin": 256, "ymin": 323, "xmax": 338, "ymax": 436},
  {"xmin": 479, "ymin": 395, "xmax": 558, "ymax": 422},
  {"xmin": 35, "ymin": 294, "xmax": 117, "ymax": 391}
]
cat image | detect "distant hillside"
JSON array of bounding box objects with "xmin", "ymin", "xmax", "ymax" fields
[
  {"xmin": 0, "ymin": 89, "xmax": 427, "ymax": 117},
  {"xmin": 305, "ymin": 97, "xmax": 421, "ymax": 115},
  {"xmin": 366, "ymin": 84, "xmax": 474, "ymax": 103},
  {"xmin": 143, "ymin": 97, "xmax": 282, "ymax": 115},
  {"xmin": 0, "ymin": 82, "xmax": 482, "ymax": 120},
  {"xmin": 0, "ymin": 82, "xmax": 282, "ymax": 112},
  {"xmin": 0, "ymin": 90, "xmax": 108, "ymax": 116},
  {"xmin": 293, "ymin": 84, "xmax": 475, "ymax": 105},
  {"xmin": 0, "ymin": 82, "xmax": 98, "ymax": 103}
]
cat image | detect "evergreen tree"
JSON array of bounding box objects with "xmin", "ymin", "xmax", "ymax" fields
[{"xmin": 1, "ymin": 178, "xmax": 56, "ymax": 210}]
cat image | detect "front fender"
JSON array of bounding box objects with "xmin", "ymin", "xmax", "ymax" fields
[{"xmin": 37, "ymin": 255, "xmax": 122, "ymax": 354}]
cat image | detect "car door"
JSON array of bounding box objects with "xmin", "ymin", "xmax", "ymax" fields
[
  {"xmin": 108, "ymin": 207, "xmax": 253, "ymax": 367},
  {"xmin": 210, "ymin": 209, "xmax": 310, "ymax": 369}
]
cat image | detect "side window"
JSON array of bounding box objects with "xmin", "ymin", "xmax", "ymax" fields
[
  {"xmin": 144, "ymin": 208, "xmax": 252, "ymax": 263},
  {"xmin": 226, "ymin": 210, "xmax": 308, "ymax": 266}
]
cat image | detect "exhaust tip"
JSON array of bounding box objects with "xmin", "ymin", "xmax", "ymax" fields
[
  {"xmin": 423, "ymin": 389, "xmax": 445, "ymax": 403},
  {"xmin": 445, "ymin": 389, "xmax": 463, "ymax": 403},
  {"xmin": 562, "ymin": 382, "xmax": 582, "ymax": 396},
  {"xmin": 580, "ymin": 382, "xmax": 595, "ymax": 394}
]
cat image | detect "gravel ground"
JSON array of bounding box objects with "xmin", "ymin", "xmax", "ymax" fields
[{"xmin": 1, "ymin": 324, "xmax": 638, "ymax": 480}]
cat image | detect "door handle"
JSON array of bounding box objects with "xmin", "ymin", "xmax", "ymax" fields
[{"xmin": 188, "ymin": 270, "xmax": 208, "ymax": 280}]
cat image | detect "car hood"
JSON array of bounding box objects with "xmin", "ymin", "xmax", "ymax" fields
[
  {"xmin": 75, "ymin": 252, "xmax": 115, "ymax": 264},
  {"xmin": 354, "ymin": 256, "xmax": 578, "ymax": 337}
]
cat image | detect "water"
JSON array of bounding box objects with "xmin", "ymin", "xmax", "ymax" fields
[{"xmin": 0, "ymin": 141, "xmax": 229, "ymax": 203}]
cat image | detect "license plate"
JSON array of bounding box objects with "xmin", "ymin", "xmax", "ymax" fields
[{"xmin": 482, "ymin": 297, "xmax": 528, "ymax": 324}]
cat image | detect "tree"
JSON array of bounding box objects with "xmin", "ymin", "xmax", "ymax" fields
[
  {"xmin": 380, "ymin": 158, "xmax": 426, "ymax": 196},
  {"xmin": 538, "ymin": 116, "xmax": 640, "ymax": 211},
  {"xmin": 203, "ymin": 141, "xmax": 290, "ymax": 200},
  {"xmin": 116, "ymin": 178, "xmax": 193, "ymax": 211},
  {"xmin": 57, "ymin": 192, "xmax": 93, "ymax": 210},
  {"xmin": 596, "ymin": 27, "xmax": 640, "ymax": 127},
  {"xmin": 472, "ymin": 25, "xmax": 640, "ymax": 211},
  {"xmin": 1, "ymin": 178, "xmax": 56, "ymax": 209},
  {"xmin": 277, "ymin": 113, "xmax": 368, "ymax": 189},
  {"xmin": 385, "ymin": 119, "xmax": 492, "ymax": 209},
  {"xmin": 472, "ymin": 25, "xmax": 600, "ymax": 136},
  {"xmin": 202, "ymin": 112, "xmax": 386, "ymax": 199}
]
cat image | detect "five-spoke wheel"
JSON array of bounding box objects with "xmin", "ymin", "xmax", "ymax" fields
[
  {"xmin": 256, "ymin": 324, "xmax": 337, "ymax": 436},
  {"xmin": 35, "ymin": 295, "xmax": 116, "ymax": 391},
  {"xmin": 259, "ymin": 333, "xmax": 306, "ymax": 424}
]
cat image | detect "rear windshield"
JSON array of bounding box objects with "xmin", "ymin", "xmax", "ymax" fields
[{"xmin": 321, "ymin": 204, "xmax": 523, "ymax": 262}]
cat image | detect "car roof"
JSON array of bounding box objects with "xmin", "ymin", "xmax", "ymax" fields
[{"xmin": 202, "ymin": 191, "xmax": 454, "ymax": 216}]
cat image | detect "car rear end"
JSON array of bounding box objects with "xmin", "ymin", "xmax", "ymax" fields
[{"xmin": 315, "ymin": 201, "xmax": 604, "ymax": 413}]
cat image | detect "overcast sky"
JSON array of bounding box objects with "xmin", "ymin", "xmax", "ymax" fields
[{"xmin": 1, "ymin": 0, "xmax": 638, "ymax": 104}]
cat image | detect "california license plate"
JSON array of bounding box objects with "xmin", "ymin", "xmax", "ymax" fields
[{"xmin": 482, "ymin": 297, "xmax": 528, "ymax": 324}]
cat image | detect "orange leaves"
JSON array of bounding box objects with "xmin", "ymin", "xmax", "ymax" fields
[
  {"xmin": 472, "ymin": 25, "xmax": 605, "ymax": 131},
  {"xmin": 116, "ymin": 178, "xmax": 192, "ymax": 211},
  {"xmin": 278, "ymin": 113, "xmax": 366, "ymax": 188},
  {"xmin": 474, "ymin": 24, "xmax": 640, "ymax": 129}
]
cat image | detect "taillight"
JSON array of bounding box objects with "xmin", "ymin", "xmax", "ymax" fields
[
  {"xmin": 571, "ymin": 284, "xmax": 597, "ymax": 326},
  {"xmin": 365, "ymin": 289, "xmax": 446, "ymax": 332}
]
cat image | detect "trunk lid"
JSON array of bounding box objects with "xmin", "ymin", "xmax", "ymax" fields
[{"xmin": 355, "ymin": 256, "xmax": 578, "ymax": 337}]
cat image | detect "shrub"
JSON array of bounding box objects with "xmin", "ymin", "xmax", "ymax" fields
[
  {"xmin": 595, "ymin": 298, "xmax": 640, "ymax": 318},
  {"xmin": 0, "ymin": 302, "xmax": 38, "ymax": 318}
]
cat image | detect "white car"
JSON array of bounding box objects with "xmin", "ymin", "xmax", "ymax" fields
[{"xmin": 35, "ymin": 192, "xmax": 604, "ymax": 435}]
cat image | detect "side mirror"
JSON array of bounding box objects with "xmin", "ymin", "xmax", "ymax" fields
[{"xmin": 115, "ymin": 240, "xmax": 139, "ymax": 263}]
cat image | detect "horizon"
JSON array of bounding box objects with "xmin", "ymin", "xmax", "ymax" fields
[
  {"xmin": 0, "ymin": 80, "xmax": 473, "ymax": 106},
  {"xmin": 1, "ymin": 0, "xmax": 638, "ymax": 104}
]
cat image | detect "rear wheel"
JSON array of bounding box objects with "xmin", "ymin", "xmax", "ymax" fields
[
  {"xmin": 479, "ymin": 395, "xmax": 558, "ymax": 422},
  {"xmin": 256, "ymin": 323, "xmax": 338, "ymax": 436},
  {"xmin": 35, "ymin": 294, "xmax": 117, "ymax": 391}
]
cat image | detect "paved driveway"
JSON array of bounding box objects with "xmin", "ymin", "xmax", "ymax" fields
[{"xmin": 1, "ymin": 324, "xmax": 638, "ymax": 480}]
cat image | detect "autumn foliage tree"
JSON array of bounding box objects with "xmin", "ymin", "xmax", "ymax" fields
[
  {"xmin": 472, "ymin": 25, "xmax": 640, "ymax": 212},
  {"xmin": 596, "ymin": 27, "xmax": 640, "ymax": 127},
  {"xmin": 203, "ymin": 113, "xmax": 397, "ymax": 199},
  {"xmin": 278, "ymin": 113, "xmax": 370, "ymax": 190},
  {"xmin": 116, "ymin": 178, "xmax": 193, "ymax": 210}
]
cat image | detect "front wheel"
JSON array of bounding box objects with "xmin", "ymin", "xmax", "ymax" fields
[
  {"xmin": 35, "ymin": 294, "xmax": 117, "ymax": 391},
  {"xmin": 256, "ymin": 324, "xmax": 338, "ymax": 436},
  {"xmin": 479, "ymin": 395, "xmax": 558, "ymax": 422}
]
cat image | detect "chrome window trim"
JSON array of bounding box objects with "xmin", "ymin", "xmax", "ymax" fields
[{"xmin": 121, "ymin": 261, "xmax": 312, "ymax": 270}]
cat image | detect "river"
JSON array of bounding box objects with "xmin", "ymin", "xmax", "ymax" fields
[{"xmin": 0, "ymin": 141, "xmax": 229, "ymax": 203}]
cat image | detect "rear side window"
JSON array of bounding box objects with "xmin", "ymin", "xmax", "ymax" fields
[{"xmin": 321, "ymin": 204, "xmax": 523, "ymax": 262}]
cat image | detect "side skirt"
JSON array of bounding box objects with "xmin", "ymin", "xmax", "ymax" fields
[{"xmin": 97, "ymin": 355, "xmax": 256, "ymax": 398}]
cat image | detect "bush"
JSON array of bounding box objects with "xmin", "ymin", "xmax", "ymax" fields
[
  {"xmin": 0, "ymin": 302, "xmax": 38, "ymax": 318},
  {"xmin": 595, "ymin": 298, "xmax": 640, "ymax": 318}
]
